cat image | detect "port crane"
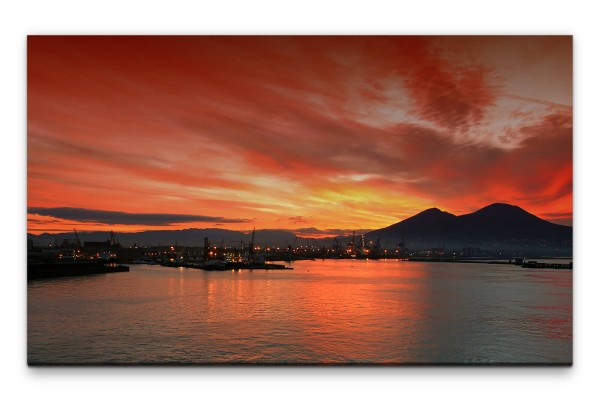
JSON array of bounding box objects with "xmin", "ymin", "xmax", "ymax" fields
[
  {"xmin": 109, "ymin": 230, "xmax": 121, "ymax": 248},
  {"xmin": 398, "ymin": 232, "xmax": 405, "ymax": 249},
  {"xmin": 248, "ymin": 228, "xmax": 256, "ymax": 255},
  {"xmin": 217, "ymin": 238, "xmax": 225, "ymax": 258},
  {"xmin": 203, "ymin": 237, "xmax": 211, "ymax": 260},
  {"xmin": 396, "ymin": 232, "xmax": 406, "ymax": 256},
  {"xmin": 73, "ymin": 228, "xmax": 82, "ymax": 249},
  {"xmin": 332, "ymin": 237, "xmax": 340, "ymax": 254},
  {"xmin": 347, "ymin": 230, "xmax": 356, "ymax": 254},
  {"xmin": 310, "ymin": 238, "xmax": 324, "ymax": 256},
  {"xmin": 372, "ymin": 235, "xmax": 381, "ymax": 256},
  {"xmin": 287, "ymin": 236, "xmax": 298, "ymax": 261}
]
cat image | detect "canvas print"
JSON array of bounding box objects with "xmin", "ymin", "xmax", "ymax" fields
[{"xmin": 27, "ymin": 36, "xmax": 572, "ymax": 365}]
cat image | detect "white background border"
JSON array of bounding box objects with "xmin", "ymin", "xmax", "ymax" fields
[{"xmin": 3, "ymin": 1, "xmax": 598, "ymax": 400}]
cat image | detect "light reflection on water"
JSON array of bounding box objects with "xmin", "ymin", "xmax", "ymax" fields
[{"xmin": 27, "ymin": 259, "xmax": 572, "ymax": 364}]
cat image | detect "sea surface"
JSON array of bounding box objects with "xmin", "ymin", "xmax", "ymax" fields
[{"xmin": 27, "ymin": 259, "xmax": 572, "ymax": 365}]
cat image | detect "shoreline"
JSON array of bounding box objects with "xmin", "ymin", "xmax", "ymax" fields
[{"xmin": 28, "ymin": 261, "xmax": 130, "ymax": 280}]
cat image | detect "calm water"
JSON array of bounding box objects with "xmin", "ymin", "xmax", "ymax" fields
[{"xmin": 27, "ymin": 259, "xmax": 572, "ymax": 365}]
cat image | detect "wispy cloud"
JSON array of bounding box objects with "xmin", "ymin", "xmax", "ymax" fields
[
  {"xmin": 28, "ymin": 207, "xmax": 252, "ymax": 225},
  {"xmin": 27, "ymin": 36, "xmax": 573, "ymax": 231}
]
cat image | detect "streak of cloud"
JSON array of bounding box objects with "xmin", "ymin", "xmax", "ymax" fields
[
  {"xmin": 28, "ymin": 207, "xmax": 252, "ymax": 226},
  {"xmin": 27, "ymin": 36, "xmax": 572, "ymax": 232}
]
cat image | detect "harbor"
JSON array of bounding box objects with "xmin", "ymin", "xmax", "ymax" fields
[
  {"xmin": 27, "ymin": 228, "xmax": 295, "ymax": 277},
  {"xmin": 28, "ymin": 225, "xmax": 573, "ymax": 279}
]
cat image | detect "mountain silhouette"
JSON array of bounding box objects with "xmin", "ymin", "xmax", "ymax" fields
[
  {"xmin": 456, "ymin": 203, "xmax": 569, "ymax": 241},
  {"xmin": 28, "ymin": 228, "xmax": 298, "ymax": 249},
  {"xmin": 367, "ymin": 203, "xmax": 572, "ymax": 252},
  {"xmin": 28, "ymin": 203, "xmax": 572, "ymax": 255},
  {"xmin": 369, "ymin": 207, "xmax": 457, "ymax": 242}
]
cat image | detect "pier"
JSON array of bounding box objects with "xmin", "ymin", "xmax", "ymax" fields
[
  {"xmin": 28, "ymin": 261, "xmax": 130, "ymax": 280},
  {"xmin": 521, "ymin": 260, "xmax": 573, "ymax": 270},
  {"xmin": 186, "ymin": 263, "xmax": 292, "ymax": 271}
]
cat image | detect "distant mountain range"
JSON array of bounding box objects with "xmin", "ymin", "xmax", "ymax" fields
[
  {"xmin": 27, "ymin": 203, "xmax": 572, "ymax": 254},
  {"xmin": 366, "ymin": 203, "xmax": 572, "ymax": 252},
  {"xmin": 28, "ymin": 228, "xmax": 299, "ymax": 249}
]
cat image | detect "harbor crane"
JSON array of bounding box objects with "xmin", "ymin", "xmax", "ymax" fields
[
  {"xmin": 398, "ymin": 232, "xmax": 405, "ymax": 250},
  {"xmin": 373, "ymin": 235, "xmax": 381, "ymax": 256},
  {"xmin": 348, "ymin": 230, "xmax": 356, "ymax": 249},
  {"xmin": 109, "ymin": 230, "xmax": 121, "ymax": 248},
  {"xmin": 203, "ymin": 237, "xmax": 211, "ymax": 260},
  {"xmin": 287, "ymin": 236, "xmax": 298, "ymax": 261},
  {"xmin": 248, "ymin": 228, "xmax": 256, "ymax": 258},
  {"xmin": 73, "ymin": 228, "xmax": 82, "ymax": 249}
]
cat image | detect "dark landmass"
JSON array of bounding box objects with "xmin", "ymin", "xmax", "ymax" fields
[
  {"xmin": 188, "ymin": 263, "xmax": 292, "ymax": 271},
  {"xmin": 27, "ymin": 203, "xmax": 572, "ymax": 256},
  {"xmin": 407, "ymin": 257, "xmax": 572, "ymax": 269},
  {"xmin": 29, "ymin": 228, "xmax": 297, "ymax": 249},
  {"xmin": 28, "ymin": 261, "xmax": 129, "ymax": 280},
  {"xmin": 366, "ymin": 203, "xmax": 572, "ymax": 254}
]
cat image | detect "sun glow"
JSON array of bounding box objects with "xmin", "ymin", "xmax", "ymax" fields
[{"xmin": 28, "ymin": 36, "xmax": 572, "ymax": 234}]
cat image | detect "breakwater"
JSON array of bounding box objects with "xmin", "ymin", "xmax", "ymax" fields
[
  {"xmin": 185, "ymin": 263, "xmax": 292, "ymax": 271},
  {"xmin": 28, "ymin": 261, "xmax": 129, "ymax": 280},
  {"xmin": 521, "ymin": 260, "xmax": 573, "ymax": 270}
]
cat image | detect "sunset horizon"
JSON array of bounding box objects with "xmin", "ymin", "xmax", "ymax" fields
[
  {"xmin": 27, "ymin": 34, "xmax": 574, "ymax": 368},
  {"xmin": 27, "ymin": 201, "xmax": 571, "ymax": 238},
  {"xmin": 28, "ymin": 36, "xmax": 572, "ymax": 234}
]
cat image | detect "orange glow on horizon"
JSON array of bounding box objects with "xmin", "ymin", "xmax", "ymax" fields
[{"xmin": 27, "ymin": 36, "xmax": 573, "ymax": 234}]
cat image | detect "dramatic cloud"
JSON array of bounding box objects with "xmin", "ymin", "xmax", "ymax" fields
[
  {"xmin": 27, "ymin": 36, "xmax": 572, "ymax": 233},
  {"xmin": 28, "ymin": 207, "xmax": 251, "ymax": 225},
  {"xmin": 403, "ymin": 53, "xmax": 498, "ymax": 133}
]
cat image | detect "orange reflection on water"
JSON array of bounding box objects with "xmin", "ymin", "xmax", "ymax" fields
[
  {"xmin": 157, "ymin": 260, "xmax": 435, "ymax": 362},
  {"xmin": 28, "ymin": 261, "xmax": 572, "ymax": 364}
]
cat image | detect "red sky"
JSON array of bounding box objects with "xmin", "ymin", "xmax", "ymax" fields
[{"xmin": 27, "ymin": 36, "xmax": 572, "ymax": 235}]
